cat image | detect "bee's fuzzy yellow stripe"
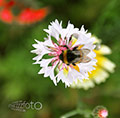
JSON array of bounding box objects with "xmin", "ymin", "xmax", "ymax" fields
[
  {"xmin": 63, "ymin": 50, "xmax": 68, "ymax": 64},
  {"xmin": 77, "ymin": 45, "xmax": 84, "ymax": 50},
  {"xmin": 72, "ymin": 64, "xmax": 80, "ymax": 72}
]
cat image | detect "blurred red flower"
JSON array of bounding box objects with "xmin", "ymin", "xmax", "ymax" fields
[
  {"xmin": 17, "ymin": 8, "xmax": 48, "ymax": 24},
  {"xmin": 0, "ymin": 8, "xmax": 14, "ymax": 23},
  {"xmin": 0, "ymin": 0, "xmax": 48, "ymax": 24},
  {"xmin": 0, "ymin": 0, "xmax": 5, "ymax": 7},
  {"xmin": 5, "ymin": 0, "xmax": 15, "ymax": 8}
]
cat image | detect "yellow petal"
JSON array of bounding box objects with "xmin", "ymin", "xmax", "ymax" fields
[
  {"xmin": 92, "ymin": 36, "xmax": 102, "ymax": 44},
  {"xmin": 96, "ymin": 55, "xmax": 116, "ymax": 73},
  {"xmin": 95, "ymin": 45, "xmax": 112, "ymax": 55},
  {"xmin": 77, "ymin": 45, "xmax": 84, "ymax": 50},
  {"xmin": 93, "ymin": 67, "xmax": 109, "ymax": 84}
]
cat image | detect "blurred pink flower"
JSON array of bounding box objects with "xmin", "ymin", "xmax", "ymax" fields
[{"xmin": 92, "ymin": 106, "xmax": 108, "ymax": 118}]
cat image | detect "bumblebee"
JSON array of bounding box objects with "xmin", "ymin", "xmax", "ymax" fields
[{"xmin": 59, "ymin": 46, "xmax": 91, "ymax": 66}]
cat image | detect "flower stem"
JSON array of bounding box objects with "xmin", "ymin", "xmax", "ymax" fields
[
  {"xmin": 60, "ymin": 109, "xmax": 78, "ymax": 118},
  {"xmin": 60, "ymin": 108, "xmax": 91, "ymax": 118}
]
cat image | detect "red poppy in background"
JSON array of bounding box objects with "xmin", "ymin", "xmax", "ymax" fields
[
  {"xmin": 17, "ymin": 8, "xmax": 48, "ymax": 25},
  {"xmin": 0, "ymin": 0, "xmax": 4, "ymax": 6},
  {"xmin": 0, "ymin": 8, "xmax": 14, "ymax": 23},
  {"xmin": 0, "ymin": 0, "xmax": 6, "ymax": 7},
  {"xmin": 0, "ymin": 0, "xmax": 48, "ymax": 24}
]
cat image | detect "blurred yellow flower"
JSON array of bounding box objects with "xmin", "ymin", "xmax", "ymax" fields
[{"xmin": 71, "ymin": 36, "xmax": 116, "ymax": 90}]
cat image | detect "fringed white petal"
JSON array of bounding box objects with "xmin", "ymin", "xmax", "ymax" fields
[
  {"xmin": 100, "ymin": 58, "xmax": 116, "ymax": 73},
  {"xmin": 32, "ymin": 20, "xmax": 98, "ymax": 87},
  {"xmin": 39, "ymin": 58, "xmax": 53, "ymax": 67}
]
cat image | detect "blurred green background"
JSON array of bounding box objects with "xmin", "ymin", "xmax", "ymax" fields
[{"xmin": 0, "ymin": 0, "xmax": 120, "ymax": 118}]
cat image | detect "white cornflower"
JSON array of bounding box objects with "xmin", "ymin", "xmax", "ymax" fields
[
  {"xmin": 71, "ymin": 36, "xmax": 116, "ymax": 90},
  {"xmin": 31, "ymin": 19, "xmax": 97, "ymax": 87}
]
